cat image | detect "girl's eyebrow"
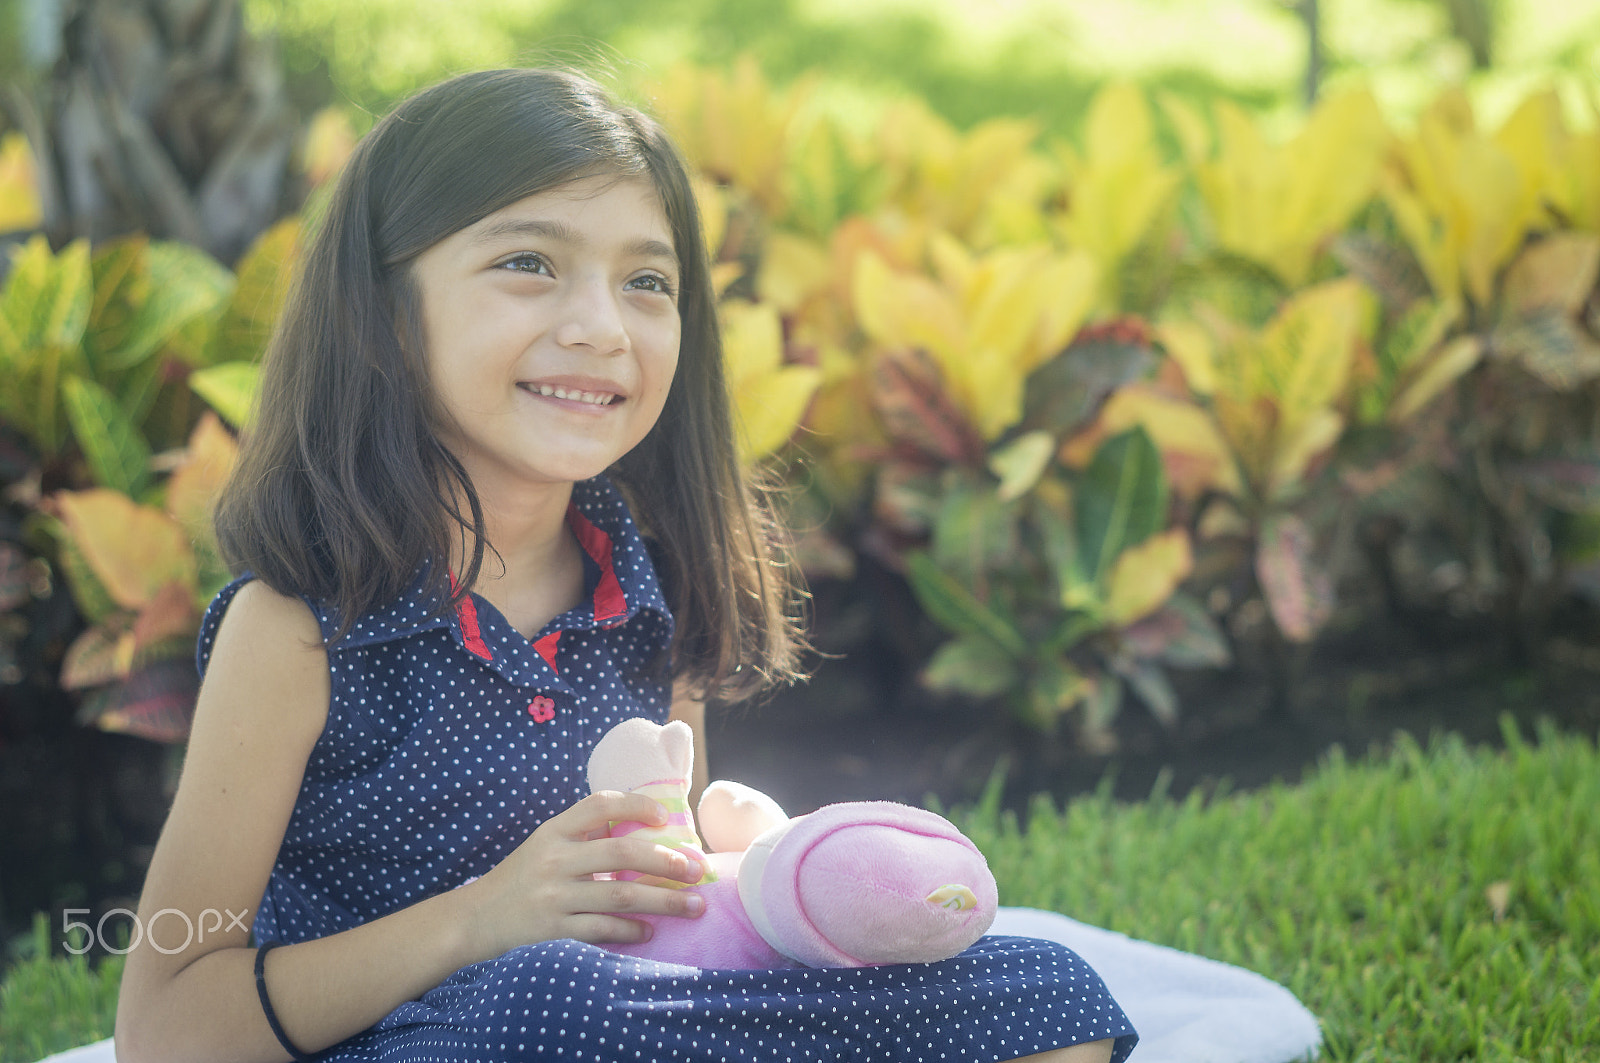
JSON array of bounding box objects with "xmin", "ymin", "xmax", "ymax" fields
[{"xmin": 469, "ymin": 218, "xmax": 678, "ymax": 264}]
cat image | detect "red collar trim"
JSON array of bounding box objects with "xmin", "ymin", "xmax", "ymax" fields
[
  {"xmin": 567, "ymin": 503, "xmax": 629, "ymax": 626},
  {"xmin": 447, "ymin": 572, "xmax": 494, "ymax": 661},
  {"xmin": 446, "ymin": 505, "xmax": 631, "ymax": 666}
]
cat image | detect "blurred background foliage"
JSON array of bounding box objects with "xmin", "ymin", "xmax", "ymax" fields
[{"xmin": 1, "ymin": 0, "xmax": 1600, "ymax": 981}]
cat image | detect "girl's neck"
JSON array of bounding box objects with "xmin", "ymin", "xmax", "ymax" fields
[{"xmin": 453, "ymin": 479, "xmax": 586, "ymax": 639}]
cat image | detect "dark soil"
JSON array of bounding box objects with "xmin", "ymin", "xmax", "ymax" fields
[{"xmin": 708, "ymin": 591, "xmax": 1600, "ymax": 819}]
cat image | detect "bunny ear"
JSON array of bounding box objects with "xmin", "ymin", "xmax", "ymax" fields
[
  {"xmin": 698, "ymin": 781, "xmax": 789, "ymax": 853},
  {"xmin": 659, "ymin": 719, "xmax": 696, "ymax": 781},
  {"xmin": 589, "ymin": 717, "xmax": 672, "ymax": 793}
]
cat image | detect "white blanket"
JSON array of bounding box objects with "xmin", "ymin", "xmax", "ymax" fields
[{"xmin": 37, "ymin": 908, "xmax": 1320, "ymax": 1063}]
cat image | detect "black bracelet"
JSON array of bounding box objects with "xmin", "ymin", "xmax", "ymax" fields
[{"xmin": 254, "ymin": 941, "xmax": 315, "ymax": 1061}]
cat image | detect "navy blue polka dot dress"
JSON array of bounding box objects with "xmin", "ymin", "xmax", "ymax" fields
[{"xmin": 197, "ymin": 476, "xmax": 1137, "ymax": 1062}]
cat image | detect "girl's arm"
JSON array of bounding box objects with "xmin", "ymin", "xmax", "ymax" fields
[{"xmin": 116, "ymin": 582, "xmax": 704, "ymax": 1063}]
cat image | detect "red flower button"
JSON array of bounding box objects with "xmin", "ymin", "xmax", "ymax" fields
[{"xmin": 528, "ymin": 696, "xmax": 556, "ymax": 723}]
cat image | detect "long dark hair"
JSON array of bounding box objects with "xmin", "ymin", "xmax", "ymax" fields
[{"xmin": 214, "ymin": 68, "xmax": 806, "ymax": 700}]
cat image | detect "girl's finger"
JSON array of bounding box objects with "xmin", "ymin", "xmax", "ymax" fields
[
  {"xmin": 559, "ymin": 791, "xmax": 669, "ymax": 836},
  {"xmin": 564, "ymin": 836, "xmax": 704, "ymax": 883},
  {"xmin": 574, "ymin": 877, "xmax": 706, "ymax": 920},
  {"xmin": 560, "ymin": 912, "xmax": 655, "ymax": 946}
]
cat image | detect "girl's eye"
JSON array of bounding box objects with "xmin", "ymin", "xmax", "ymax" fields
[
  {"xmin": 499, "ymin": 253, "xmax": 552, "ymax": 275},
  {"xmin": 627, "ymin": 273, "xmax": 677, "ymax": 298}
]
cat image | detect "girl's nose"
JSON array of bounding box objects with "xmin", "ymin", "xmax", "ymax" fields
[{"xmin": 554, "ymin": 276, "xmax": 629, "ymax": 354}]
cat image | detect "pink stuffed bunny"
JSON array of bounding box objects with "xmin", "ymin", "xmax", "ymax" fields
[{"xmin": 587, "ymin": 717, "xmax": 998, "ymax": 969}]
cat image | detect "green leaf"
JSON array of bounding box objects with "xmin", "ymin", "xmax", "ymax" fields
[
  {"xmin": 83, "ymin": 239, "xmax": 149, "ymax": 375},
  {"xmin": 1024, "ymin": 657, "xmax": 1090, "ymax": 727},
  {"xmin": 1044, "ymin": 610, "xmax": 1102, "ymax": 655},
  {"xmin": 922, "ymin": 636, "xmax": 1019, "ymax": 699},
  {"xmin": 104, "ymin": 242, "xmax": 234, "ymax": 371},
  {"xmin": 62, "ymin": 376, "xmax": 152, "ymax": 496},
  {"xmin": 905, "ymin": 551, "xmax": 1028, "ymax": 658},
  {"xmin": 188, "ymin": 361, "xmax": 261, "ymax": 428},
  {"xmin": 1035, "ymin": 502, "xmax": 1100, "ymax": 614},
  {"xmin": 204, "ymin": 218, "xmax": 298, "ymax": 367},
  {"xmin": 1081, "ymin": 669, "xmax": 1124, "ymax": 733},
  {"xmin": 1, "ymin": 235, "xmax": 93, "ymax": 355},
  {"xmin": 1074, "ymin": 426, "xmax": 1168, "ymax": 587},
  {"xmin": 989, "ymin": 430, "xmax": 1055, "ymax": 502},
  {"xmin": 1118, "ymin": 658, "xmax": 1179, "ymax": 727},
  {"xmin": 931, "ymin": 473, "xmax": 1018, "ymax": 583}
]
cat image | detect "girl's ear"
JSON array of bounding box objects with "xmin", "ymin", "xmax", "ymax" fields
[{"xmin": 697, "ymin": 780, "xmax": 788, "ymax": 853}]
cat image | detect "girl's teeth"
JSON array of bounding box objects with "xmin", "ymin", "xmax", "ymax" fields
[{"xmin": 534, "ymin": 385, "xmax": 612, "ymax": 406}]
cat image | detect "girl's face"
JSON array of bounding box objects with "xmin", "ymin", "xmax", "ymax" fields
[{"xmin": 412, "ymin": 175, "xmax": 681, "ymax": 497}]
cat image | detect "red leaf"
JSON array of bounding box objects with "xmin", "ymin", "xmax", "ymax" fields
[
  {"xmin": 0, "ymin": 542, "xmax": 28, "ymax": 612},
  {"xmin": 131, "ymin": 581, "xmax": 199, "ymax": 651},
  {"xmin": 869, "ymin": 349, "xmax": 986, "ymax": 465},
  {"xmin": 78, "ymin": 659, "xmax": 198, "ymax": 744},
  {"xmin": 1121, "ymin": 595, "xmax": 1232, "ymax": 668},
  {"xmin": 61, "ymin": 614, "xmax": 136, "ymax": 690},
  {"xmin": 1256, "ymin": 515, "xmax": 1335, "ymax": 643}
]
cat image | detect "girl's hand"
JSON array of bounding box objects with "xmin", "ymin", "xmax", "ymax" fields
[{"xmin": 467, "ymin": 791, "xmax": 706, "ymax": 955}]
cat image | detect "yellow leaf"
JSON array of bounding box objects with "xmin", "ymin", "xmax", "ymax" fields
[
  {"xmin": 1381, "ymin": 177, "xmax": 1450, "ymax": 303},
  {"xmin": 691, "ymin": 175, "xmax": 728, "ymax": 260},
  {"xmin": 1060, "ymin": 385, "xmax": 1243, "ymax": 499},
  {"xmin": 1500, "ymin": 232, "xmax": 1600, "ymax": 317},
  {"xmin": 1453, "ymin": 136, "xmax": 1528, "ymax": 307},
  {"xmin": 0, "ymin": 133, "xmax": 42, "ymax": 234},
  {"xmin": 1270, "ymin": 408, "xmax": 1343, "ymax": 496},
  {"xmin": 851, "ymin": 251, "xmax": 963, "ymax": 362},
  {"xmin": 710, "ymin": 262, "xmax": 744, "ymax": 299},
  {"xmin": 1264, "ymin": 278, "xmax": 1370, "ymax": 427},
  {"xmin": 1156, "ymin": 320, "xmax": 1217, "ymax": 395},
  {"xmin": 1106, "ymin": 529, "xmax": 1193, "ymax": 627},
  {"xmin": 1057, "ymin": 82, "xmax": 1180, "ymax": 301},
  {"xmin": 1389, "ymin": 334, "xmax": 1484, "ymax": 423},
  {"xmin": 721, "ymin": 300, "xmax": 784, "ymax": 379},
  {"xmin": 303, "ymin": 107, "xmax": 358, "ymax": 188},
  {"xmin": 1276, "ymin": 89, "xmax": 1389, "ymax": 278},
  {"xmin": 1155, "ymin": 91, "xmax": 1211, "ymax": 167},
  {"xmin": 1386, "ymin": 92, "xmax": 1538, "ymax": 308},
  {"xmin": 733, "ymin": 366, "xmax": 822, "ymax": 465},
  {"xmin": 1199, "ymin": 91, "xmax": 1386, "ymax": 286},
  {"xmin": 652, "ymin": 57, "xmax": 806, "ymax": 217},
  {"xmin": 758, "ymin": 230, "xmax": 831, "ymax": 313},
  {"xmin": 720, "ymin": 301, "xmax": 821, "ymax": 464},
  {"xmin": 55, "ymin": 490, "xmax": 197, "ymax": 610},
  {"xmin": 164, "ymin": 411, "xmax": 239, "ymax": 550}
]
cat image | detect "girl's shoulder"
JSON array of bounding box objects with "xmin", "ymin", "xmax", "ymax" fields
[
  {"xmin": 197, "ymin": 567, "xmax": 450, "ymax": 678},
  {"xmin": 196, "ymin": 576, "xmax": 331, "ymax": 679}
]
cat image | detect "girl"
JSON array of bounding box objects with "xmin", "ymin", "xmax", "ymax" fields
[{"xmin": 114, "ymin": 68, "xmax": 1137, "ymax": 1063}]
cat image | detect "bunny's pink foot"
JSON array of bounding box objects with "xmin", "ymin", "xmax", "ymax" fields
[{"xmin": 739, "ymin": 802, "xmax": 998, "ymax": 967}]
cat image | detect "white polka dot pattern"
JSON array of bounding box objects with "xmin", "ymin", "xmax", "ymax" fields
[{"xmin": 195, "ymin": 475, "xmax": 1138, "ymax": 1062}]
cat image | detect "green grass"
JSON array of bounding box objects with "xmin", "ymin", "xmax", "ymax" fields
[
  {"xmin": 0, "ymin": 916, "xmax": 122, "ymax": 1063},
  {"xmin": 955, "ymin": 716, "xmax": 1600, "ymax": 1061},
  {"xmin": 3, "ymin": 717, "xmax": 1596, "ymax": 1061}
]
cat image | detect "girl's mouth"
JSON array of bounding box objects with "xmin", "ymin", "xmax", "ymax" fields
[{"xmin": 519, "ymin": 383, "xmax": 623, "ymax": 407}]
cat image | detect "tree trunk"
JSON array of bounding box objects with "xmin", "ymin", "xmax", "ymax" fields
[{"xmin": 3, "ymin": 0, "xmax": 303, "ymax": 265}]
